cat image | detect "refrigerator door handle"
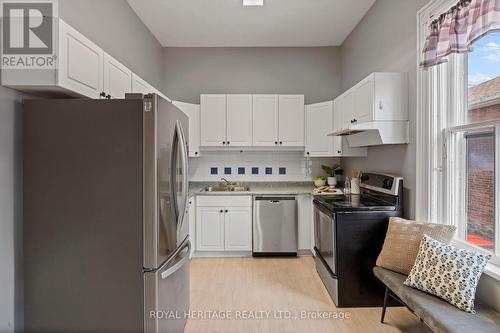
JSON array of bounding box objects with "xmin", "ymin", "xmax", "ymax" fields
[
  {"xmin": 161, "ymin": 239, "xmax": 191, "ymax": 280},
  {"xmin": 175, "ymin": 121, "xmax": 189, "ymax": 235}
]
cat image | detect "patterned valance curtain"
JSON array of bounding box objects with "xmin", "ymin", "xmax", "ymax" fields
[{"xmin": 421, "ymin": 0, "xmax": 500, "ymax": 67}]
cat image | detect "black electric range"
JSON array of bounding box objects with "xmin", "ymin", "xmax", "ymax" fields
[
  {"xmin": 314, "ymin": 191, "xmax": 400, "ymax": 212},
  {"xmin": 313, "ymin": 172, "xmax": 403, "ymax": 307}
]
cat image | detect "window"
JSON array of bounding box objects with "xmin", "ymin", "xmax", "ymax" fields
[
  {"xmin": 467, "ymin": 32, "xmax": 500, "ymax": 124},
  {"xmin": 444, "ymin": 32, "xmax": 500, "ymax": 259},
  {"xmin": 417, "ymin": 1, "xmax": 500, "ymax": 265}
]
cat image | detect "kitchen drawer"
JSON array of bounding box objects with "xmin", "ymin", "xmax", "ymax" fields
[{"xmin": 196, "ymin": 195, "xmax": 252, "ymax": 207}]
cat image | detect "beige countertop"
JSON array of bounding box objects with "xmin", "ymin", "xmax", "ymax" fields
[{"xmin": 188, "ymin": 181, "xmax": 316, "ymax": 197}]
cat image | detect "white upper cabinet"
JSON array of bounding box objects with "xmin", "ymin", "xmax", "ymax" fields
[
  {"xmin": 305, "ymin": 101, "xmax": 334, "ymax": 157},
  {"xmin": 353, "ymin": 78, "xmax": 374, "ymax": 123},
  {"xmin": 131, "ymin": 73, "xmax": 153, "ymax": 94},
  {"xmin": 335, "ymin": 72, "xmax": 408, "ymax": 129},
  {"xmin": 304, "ymin": 101, "xmax": 366, "ymax": 157},
  {"xmin": 3, "ymin": 19, "xmax": 169, "ymax": 101},
  {"xmin": 173, "ymin": 101, "xmax": 201, "ymax": 157},
  {"xmin": 200, "ymin": 94, "xmax": 304, "ymax": 149},
  {"xmin": 278, "ymin": 95, "xmax": 305, "ymax": 146},
  {"xmin": 103, "ymin": 53, "xmax": 132, "ymax": 99},
  {"xmin": 200, "ymin": 94, "xmax": 227, "ymax": 146},
  {"xmin": 341, "ymin": 91, "xmax": 355, "ymax": 129},
  {"xmin": 252, "ymin": 94, "xmax": 279, "ymax": 146},
  {"xmin": 226, "ymin": 95, "xmax": 253, "ymax": 146},
  {"xmin": 58, "ymin": 19, "xmax": 103, "ymax": 99},
  {"xmin": 200, "ymin": 94, "xmax": 252, "ymax": 147}
]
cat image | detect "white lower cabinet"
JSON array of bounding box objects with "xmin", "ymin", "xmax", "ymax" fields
[
  {"xmin": 297, "ymin": 194, "xmax": 313, "ymax": 251},
  {"xmin": 196, "ymin": 206, "xmax": 225, "ymax": 251},
  {"xmin": 195, "ymin": 196, "xmax": 252, "ymax": 253},
  {"xmin": 224, "ymin": 207, "xmax": 252, "ymax": 251}
]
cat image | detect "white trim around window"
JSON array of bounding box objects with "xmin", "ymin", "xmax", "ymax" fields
[{"xmin": 416, "ymin": 0, "xmax": 500, "ymax": 277}]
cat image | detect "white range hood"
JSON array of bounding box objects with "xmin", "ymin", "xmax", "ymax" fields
[{"xmin": 328, "ymin": 121, "xmax": 409, "ymax": 147}]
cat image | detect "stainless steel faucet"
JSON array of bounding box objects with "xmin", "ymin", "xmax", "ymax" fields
[{"xmin": 221, "ymin": 178, "xmax": 234, "ymax": 186}]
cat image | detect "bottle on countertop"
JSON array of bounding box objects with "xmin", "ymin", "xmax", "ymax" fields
[{"xmin": 344, "ymin": 176, "xmax": 351, "ymax": 194}]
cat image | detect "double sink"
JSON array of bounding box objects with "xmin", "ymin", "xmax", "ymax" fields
[
  {"xmin": 204, "ymin": 178, "xmax": 249, "ymax": 192},
  {"xmin": 204, "ymin": 185, "xmax": 249, "ymax": 192}
]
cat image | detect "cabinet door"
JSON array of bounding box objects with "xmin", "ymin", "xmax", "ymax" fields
[
  {"xmin": 342, "ymin": 91, "xmax": 355, "ymax": 129},
  {"xmin": 279, "ymin": 95, "xmax": 305, "ymax": 146},
  {"xmin": 224, "ymin": 207, "xmax": 252, "ymax": 251},
  {"xmin": 131, "ymin": 73, "xmax": 153, "ymax": 94},
  {"xmin": 173, "ymin": 101, "xmax": 201, "ymax": 157},
  {"xmin": 200, "ymin": 94, "xmax": 227, "ymax": 146},
  {"xmin": 333, "ymin": 99, "xmax": 343, "ymax": 132},
  {"xmin": 305, "ymin": 101, "xmax": 334, "ymax": 157},
  {"xmin": 353, "ymin": 78, "xmax": 374, "ymax": 124},
  {"xmin": 226, "ymin": 95, "xmax": 253, "ymax": 146},
  {"xmin": 58, "ymin": 20, "xmax": 103, "ymax": 98},
  {"xmin": 196, "ymin": 207, "xmax": 225, "ymax": 251},
  {"xmin": 252, "ymin": 95, "xmax": 279, "ymax": 146},
  {"xmin": 297, "ymin": 195, "xmax": 313, "ymax": 251},
  {"xmin": 332, "ymin": 101, "xmax": 343, "ymax": 156},
  {"xmin": 103, "ymin": 53, "xmax": 132, "ymax": 99}
]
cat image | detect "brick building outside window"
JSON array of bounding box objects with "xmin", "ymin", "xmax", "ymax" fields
[{"xmin": 466, "ymin": 77, "xmax": 500, "ymax": 252}]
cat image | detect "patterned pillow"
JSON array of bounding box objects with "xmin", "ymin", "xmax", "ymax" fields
[
  {"xmin": 404, "ymin": 235, "xmax": 491, "ymax": 313},
  {"xmin": 376, "ymin": 217, "xmax": 456, "ymax": 274}
]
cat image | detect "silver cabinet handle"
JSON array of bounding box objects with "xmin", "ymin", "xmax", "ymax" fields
[{"xmin": 161, "ymin": 240, "xmax": 191, "ymax": 280}]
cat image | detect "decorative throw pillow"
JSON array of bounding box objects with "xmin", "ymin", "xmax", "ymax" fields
[
  {"xmin": 404, "ymin": 235, "xmax": 491, "ymax": 313},
  {"xmin": 376, "ymin": 217, "xmax": 456, "ymax": 274}
]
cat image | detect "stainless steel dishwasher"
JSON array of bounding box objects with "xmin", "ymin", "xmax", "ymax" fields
[{"xmin": 253, "ymin": 196, "xmax": 298, "ymax": 256}]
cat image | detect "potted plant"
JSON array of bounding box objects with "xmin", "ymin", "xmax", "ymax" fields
[
  {"xmin": 314, "ymin": 176, "xmax": 326, "ymax": 187},
  {"xmin": 321, "ymin": 164, "xmax": 343, "ymax": 187}
]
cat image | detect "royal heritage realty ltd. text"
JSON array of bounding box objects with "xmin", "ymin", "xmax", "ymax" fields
[{"xmin": 150, "ymin": 310, "xmax": 352, "ymax": 320}]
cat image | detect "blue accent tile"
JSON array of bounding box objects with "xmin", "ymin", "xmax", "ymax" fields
[
  {"xmin": 238, "ymin": 167, "xmax": 245, "ymax": 175},
  {"xmin": 210, "ymin": 167, "xmax": 218, "ymax": 175},
  {"xmin": 279, "ymin": 167, "xmax": 286, "ymax": 175},
  {"xmin": 252, "ymin": 167, "xmax": 259, "ymax": 175},
  {"xmin": 224, "ymin": 167, "xmax": 232, "ymax": 175},
  {"xmin": 265, "ymin": 167, "xmax": 273, "ymax": 175}
]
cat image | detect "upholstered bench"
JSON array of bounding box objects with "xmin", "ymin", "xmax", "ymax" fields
[{"xmin": 374, "ymin": 266, "xmax": 500, "ymax": 333}]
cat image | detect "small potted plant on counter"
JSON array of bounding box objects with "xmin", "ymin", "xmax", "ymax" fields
[
  {"xmin": 321, "ymin": 164, "xmax": 343, "ymax": 187},
  {"xmin": 314, "ymin": 176, "xmax": 326, "ymax": 187}
]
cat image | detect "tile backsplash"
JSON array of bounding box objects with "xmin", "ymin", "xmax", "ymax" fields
[{"xmin": 189, "ymin": 151, "xmax": 339, "ymax": 182}]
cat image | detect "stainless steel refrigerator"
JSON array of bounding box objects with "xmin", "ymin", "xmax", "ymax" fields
[{"xmin": 23, "ymin": 94, "xmax": 190, "ymax": 333}]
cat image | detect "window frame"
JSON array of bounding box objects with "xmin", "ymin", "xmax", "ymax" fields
[{"xmin": 417, "ymin": 0, "xmax": 500, "ymax": 273}]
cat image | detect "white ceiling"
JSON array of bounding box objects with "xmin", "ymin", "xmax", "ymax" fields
[{"xmin": 127, "ymin": 0, "xmax": 376, "ymax": 47}]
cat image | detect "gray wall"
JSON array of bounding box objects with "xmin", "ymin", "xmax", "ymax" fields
[
  {"xmin": 338, "ymin": 0, "xmax": 429, "ymax": 219},
  {"xmin": 59, "ymin": 0, "xmax": 165, "ymax": 90},
  {"xmin": 0, "ymin": 87, "xmax": 25, "ymax": 332},
  {"xmin": 338, "ymin": 0, "xmax": 500, "ymax": 312},
  {"xmin": 163, "ymin": 47, "xmax": 342, "ymax": 104}
]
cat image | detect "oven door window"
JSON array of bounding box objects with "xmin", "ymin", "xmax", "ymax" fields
[{"xmin": 314, "ymin": 205, "xmax": 336, "ymax": 276}]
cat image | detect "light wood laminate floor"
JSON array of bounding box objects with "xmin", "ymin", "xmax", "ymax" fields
[{"xmin": 185, "ymin": 256, "xmax": 430, "ymax": 333}]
